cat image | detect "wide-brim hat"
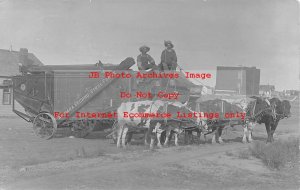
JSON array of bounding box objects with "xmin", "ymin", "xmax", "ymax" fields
[
  {"xmin": 139, "ymin": 45, "xmax": 150, "ymax": 52},
  {"xmin": 164, "ymin": 40, "xmax": 174, "ymax": 48}
]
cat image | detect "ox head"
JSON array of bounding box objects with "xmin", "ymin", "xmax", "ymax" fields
[
  {"xmin": 282, "ymin": 100, "xmax": 291, "ymax": 118},
  {"xmin": 274, "ymin": 99, "xmax": 291, "ymax": 119}
]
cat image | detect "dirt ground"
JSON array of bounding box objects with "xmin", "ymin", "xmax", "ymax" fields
[{"xmin": 0, "ymin": 101, "xmax": 299, "ymax": 190}]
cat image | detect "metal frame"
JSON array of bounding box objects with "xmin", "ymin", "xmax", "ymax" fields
[{"xmin": 12, "ymin": 72, "xmax": 49, "ymax": 123}]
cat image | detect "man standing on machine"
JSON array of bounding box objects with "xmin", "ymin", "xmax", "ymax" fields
[{"xmin": 159, "ymin": 40, "xmax": 177, "ymax": 71}]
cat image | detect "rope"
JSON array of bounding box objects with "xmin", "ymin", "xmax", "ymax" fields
[{"xmin": 177, "ymin": 64, "xmax": 209, "ymax": 95}]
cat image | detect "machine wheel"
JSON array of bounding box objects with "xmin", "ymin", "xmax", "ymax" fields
[
  {"xmin": 111, "ymin": 121, "xmax": 118, "ymax": 143},
  {"xmin": 72, "ymin": 120, "xmax": 95, "ymax": 138},
  {"xmin": 33, "ymin": 113, "xmax": 57, "ymax": 139}
]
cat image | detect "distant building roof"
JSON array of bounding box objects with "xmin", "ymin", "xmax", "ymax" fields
[
  {"xmin": 217, "ymin": 66, "xmax": 258, "ymax": 70},
  {"xmin": 0, "ymin": 48, "xmax": 43, "ymax": 76},
  {"xmin": 259, "ymin": 85, "xmax": 275, "ymax": 91}
]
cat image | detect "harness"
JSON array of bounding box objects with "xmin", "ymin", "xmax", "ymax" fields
[{"xmin": 246, "ymin": 100, "xmax": 276, "ymax": 123}]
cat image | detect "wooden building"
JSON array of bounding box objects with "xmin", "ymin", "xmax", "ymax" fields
[
  {"xmin": 0, "ymin": 48, "xmax": 43, "ymax": 116},
  {"xmin": 215, "ymin": 66, "xmax": 260, "ymax": 95}
]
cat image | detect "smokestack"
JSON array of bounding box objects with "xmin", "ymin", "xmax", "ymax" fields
[{"xmin": 19, "ymin": 48, "xmax": 29, "ymax": 66}]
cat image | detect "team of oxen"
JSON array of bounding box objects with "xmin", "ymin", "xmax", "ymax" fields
[{"xmin": 114, "ymin": 96, "xmax": 291, "ymax": 149}]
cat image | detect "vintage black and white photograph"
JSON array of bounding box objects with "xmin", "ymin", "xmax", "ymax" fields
[{"xmin": 0, "ymin": 0, "xmax": 299, "ymax": 189}]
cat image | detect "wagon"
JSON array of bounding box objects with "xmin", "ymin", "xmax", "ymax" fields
[{"xmin": 12, "ymin": 57, "xmax": 191, "ymax": 139}]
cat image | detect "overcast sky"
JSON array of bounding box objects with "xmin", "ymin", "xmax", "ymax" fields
[{"xmin": 0, "ymin": 0, "xmax": 299, "ymax": 90}]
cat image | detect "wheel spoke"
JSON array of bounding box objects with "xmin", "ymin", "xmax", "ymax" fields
[{"xmin": 33, "ymin": 113, "xmax": 57, "ymax": 139}]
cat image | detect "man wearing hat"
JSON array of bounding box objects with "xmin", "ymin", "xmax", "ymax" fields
[
  {"xmin": 159, "ymin": 40, "xmax": 177, "ymax": 71},
  {"xmin": 137, "ymin": 45, "xmax": 156, "ymax": 71}
]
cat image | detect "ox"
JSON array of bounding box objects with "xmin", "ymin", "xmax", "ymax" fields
[
  {"xmin": 243, "ymin": 97, "xmax": 291, "ymax": 143},
  {"xmin": 196, "ymin": 99, "xmax": 243, "ymax": 144},
  {"xmin": 116, "ymin": 100, "xmax": 205, "ymax": 149},
  {"xmin": 116, "ymin": 100, "xmax": 163, "ymax": 148},
  {"xmin": 186, "ymin": 97, "xmax": 291, "ymax": 144}
]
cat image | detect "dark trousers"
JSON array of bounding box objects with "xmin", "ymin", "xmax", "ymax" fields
[{"xmin": 159, "ymin": 63, "xmax": 176, "ymax": 71}]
